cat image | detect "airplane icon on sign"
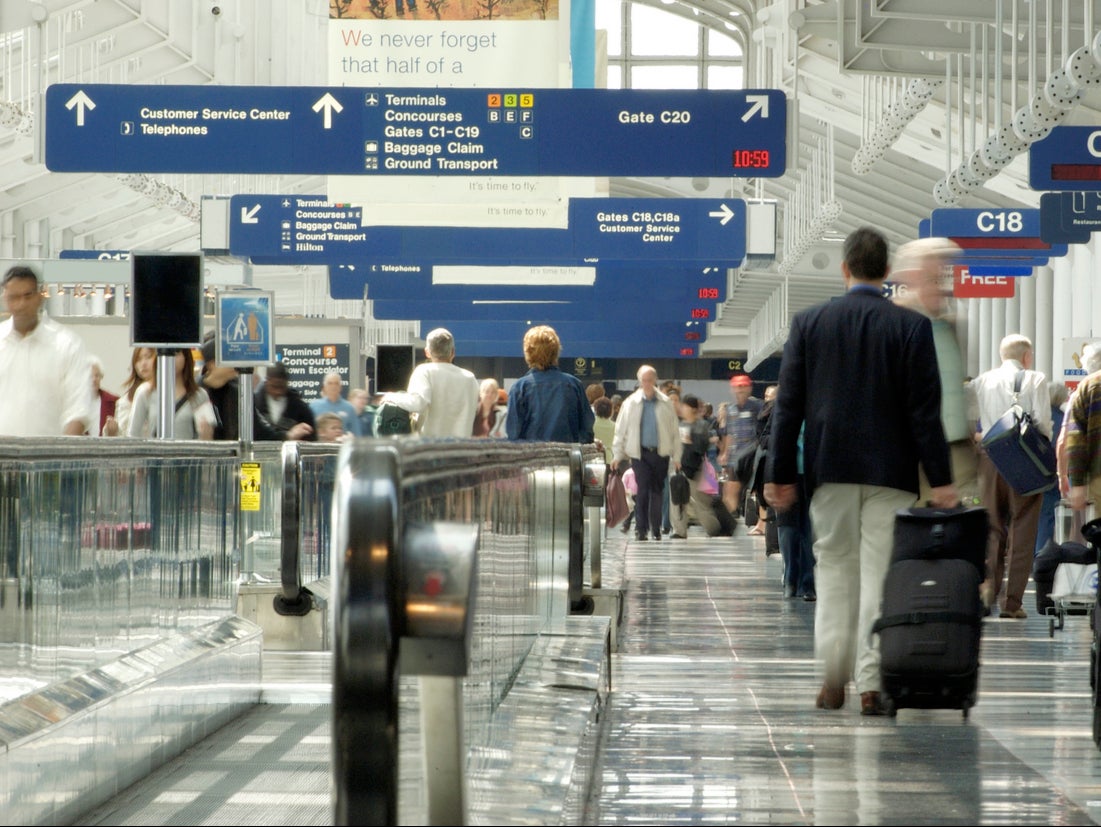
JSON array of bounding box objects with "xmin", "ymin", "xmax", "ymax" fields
[
  {"xmin": 282, "ymin": 199, "xmax": 291, "ymax": 208},
  {"xmin": 365, "ymin": 93, "xmax": 379, "ymax": 106}
]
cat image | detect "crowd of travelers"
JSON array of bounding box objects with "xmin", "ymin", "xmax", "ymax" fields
[{"xmin": 3, "ymin": 232, "xmax": 1098, "ymax": 717}]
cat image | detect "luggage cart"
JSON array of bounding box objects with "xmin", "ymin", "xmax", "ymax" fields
[
  {"xmin": 1048, "ymin": 561, "xmax": 1097, "ymax": 637},
  {"xmin": 1040, "ymin": 500, "xmax": 1098, "ymax": 637}
]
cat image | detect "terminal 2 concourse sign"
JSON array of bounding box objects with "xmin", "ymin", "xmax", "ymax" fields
[{"xmin": 45, "ymin": 84, "xmax": 786, "ymax": 178}]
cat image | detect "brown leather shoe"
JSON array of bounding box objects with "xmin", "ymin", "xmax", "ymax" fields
[
  {"xmin": 860, "ymin": 691, "xmax": 887, "ymax": 716},
  {"xmin": 816, "ymin": 683, "xmax": 845, "ymax": 710}
]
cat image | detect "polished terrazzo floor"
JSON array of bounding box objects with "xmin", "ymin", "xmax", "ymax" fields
[{"xmin": 587, "ymin": 524, "xmax": 1101, "ymax": 826}]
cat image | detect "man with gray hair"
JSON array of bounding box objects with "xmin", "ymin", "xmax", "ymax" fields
[
  {"xmin": 970, "ymin": 333, "xmax": 1053, "ymax": 618},
  {"xmin": 383, "ymin": 327, "xmax": 479, "ymax": 438},
  {"xmin": 612, "ymin": 365, "xmax": 681, "ymax": 541},
  {"xmin": 892, "ymin": 237, "xmax": 979, "ymax": 505},
  {"xmin": 1065, "ymin": 342, "xmax": 1101, "ymax": 515}
]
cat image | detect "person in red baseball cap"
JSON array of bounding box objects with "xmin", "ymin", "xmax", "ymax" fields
[{"xmin": 718, "ymin": 373, "xmax": 762, "ymax": 522}]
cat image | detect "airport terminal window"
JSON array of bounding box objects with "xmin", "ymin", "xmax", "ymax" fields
[
  {"xmin": 631, "ymin": 64, "xmax": 702, "ymax": 89},
  {"xmin": 631, "ymin": 4, "xmax": 698, "ymax": 56},
  {"xmin": 595, "ymin": 0, "xmax": 744, "ymax": 90}
]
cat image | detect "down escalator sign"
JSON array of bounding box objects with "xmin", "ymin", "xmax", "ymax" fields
[{"xmin": 953, "ymin": 266, "xmax": 1017, "ymax": 299}]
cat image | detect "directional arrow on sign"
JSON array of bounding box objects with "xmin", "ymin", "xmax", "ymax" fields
[
  {"xmin": 741, "ymin": 94, "xmax": 769, "ymax": 122},
  {"xmin": 65, "ymin": 90, "xmax": 95, "ymax": 126},
  {"xmin": 240, "ymin": 204, "xmax": 261, "ymax": 224},
  {"xmin": 312, "ymin": 93, "xmax": 343, "ymax": 129},
  {"xmin": 708, "ymin": 203, "xmax": 735, "ymax": 226}
]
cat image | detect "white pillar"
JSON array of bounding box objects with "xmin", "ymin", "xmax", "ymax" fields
[
  {"xmin": 979, "ymin": 298, "xmax": 993, "ymax": 374},
  {"xmin": 1052, "ymin": 257, "xmax": 1075, "ymax": 379},
  {"xmin": 1018, "ymin": 266, "xmax": 1037, "ymax": 353},
  {"xmin": 1088, "ymin": 237, "xmax": 1101, "ymax": 338},
  {"xmin": 965, "ymin": 297, "xmax": 980, "ymax": 377},
  {"xmin": 1004, "ymin": 281, "xmax": 1021, "ymax": 340},
  {"xmin": 1034, "ymin": 265, "xmax": 1054, "ymax": 383},
  {"xmin": 991, "ymin": 297, "xmax": 1007, "ymax": 369},
  {"xmin": 1071, "ymin": 243, "xmax": 1093, "ymax": 339}
]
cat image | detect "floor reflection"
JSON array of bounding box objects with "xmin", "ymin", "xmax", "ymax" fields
[{"xmin": 591, "ymin": 527, "xmax": 1101, "ymax": 825}]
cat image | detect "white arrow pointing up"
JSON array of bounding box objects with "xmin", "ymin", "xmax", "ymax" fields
[
  {"xmin": 240, "ymin": 204, "xmax": 261, "ymax": 224},
  {"xmin": 65, "ymin": 90, "xmax": 96, "ymax": 126},
  {"xmin": 708, "ymin": 203, "xmax": 735, "ymax": 226},
  {"xmin": 741, "ymin": 94, "xmax": 769, "ymax": 123},
  {"xmin": 312, "ymin": 93, "xmax": 343, "ymax": 129}
]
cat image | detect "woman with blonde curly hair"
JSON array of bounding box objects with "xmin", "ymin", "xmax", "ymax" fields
[{"xmin": 505, "ymin": 325, "xmax": 594, "ymax": 444}]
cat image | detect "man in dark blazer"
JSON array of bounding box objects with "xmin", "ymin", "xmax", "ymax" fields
[{"xmin": 764, "ymin": 226, "xmax": 957, "ymax": 717}]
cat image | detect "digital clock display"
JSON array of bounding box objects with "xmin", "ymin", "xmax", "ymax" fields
[
  {"xmin": 679, "ymin": 347, "xmax": 696, "ymax": 356},
  {"xmin": 698, "ymin": 287, "xmax": 719, "ymax": 300},
  {"xmin": 1051, "ymin": 163, "xmax": 1101, "ymax": 181},
  {"xmin": 690, "ymin": 308, "xmax": 710, "ymax": 319},
  {"xmin": 732, "ymin": 149, "xmax": 770, "ymax": 169},
  {"xmin": 684, "ymin": 332, "xmax": 701, "ymax": 341}
]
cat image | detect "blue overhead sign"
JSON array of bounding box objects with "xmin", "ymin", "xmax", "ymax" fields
[
  {"xmin": 931, "ymin": 208, "xmax": 1042, "ymax": 239},
  {"xmin": 332, "ymin": 263, "xmax": 727, "ymax": 301},
  {"xmin": 458, "ymin": 339, "xmax": 702, "ymax": 359},
  {"xmin": 231, "ymin": 196, "xmax": 747, "ymax": 265},
  {"xmin": 46, "ymin": 84, "xmax": 786, "ymax": 177},
  {"xmin": 59, "ymin": 250, "xmax": 130, "ymax": 261},
  {"xmin": 370, "ymin": 295, "xmax": 721, "ymax": 323},
  {"xmin": 927, "ymin": 208, "xmax": 1065, "ymax": 269},
  {"xmin": 430, "ymin": 319, "xmax": 708, "ymax": 354},
  {"xmin": 1039, "ymin": 191, "xmax": 1101, "ymax": 244},
  {"xmin": 1029, "ymin": 126, "xmax": 1101, "ymax": 191}
]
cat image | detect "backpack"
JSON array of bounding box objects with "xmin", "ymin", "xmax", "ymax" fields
[{"xmin": 373, "ymin": 401, "xmax": 413, "ymax": 436}]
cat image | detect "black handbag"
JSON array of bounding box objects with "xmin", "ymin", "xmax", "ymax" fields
[
  {"xmin": 669, "ymin": 470, "xmax": 690, "ymax": 507},
  {"xmin": 980, "ymin": 370, "xmax": 1056, "ymax": 496}
]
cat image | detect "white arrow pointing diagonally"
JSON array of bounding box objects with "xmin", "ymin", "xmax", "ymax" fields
[
  {"xmin": 741, "ymin": 94, "xmax": 769, "ymax": 123},
  {"xmin": 708, "ymin": 203, "xmax": 735, "ymax": 226},
  {"xmin": 65, "ymin": 90, "xmax": 96, "ymax": 126},
  {"xmin": 312, "ymin": 93, "xmax": 344, "ymax": 129},
  {"xmin": 241, "ymin": 205, "xmax": 261, "ymax": 224}
]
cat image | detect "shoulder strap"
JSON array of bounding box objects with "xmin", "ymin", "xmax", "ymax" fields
[
  {"xmin": 1009, "ymin": 369, "xmax": 1026, "ymax": 408},
  {"xmin": 174, "ymin": 395, "xmax": 188, "ymax": 415}
]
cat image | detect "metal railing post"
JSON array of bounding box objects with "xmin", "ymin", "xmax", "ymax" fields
[{"xmin": 332, "ymin": 443, "xmax": 403, "ymax": 827}]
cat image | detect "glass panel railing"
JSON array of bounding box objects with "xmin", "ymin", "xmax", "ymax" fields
[{"xmin": 0, "ymin": 439, "xmax": 242, "ymax": 703}]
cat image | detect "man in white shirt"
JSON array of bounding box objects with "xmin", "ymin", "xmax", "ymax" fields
[
  {"xmin": 383, "ymin": 328, "xmax": 479, "ymax": 438},
  {"xmin": 0, "ymin": 265, "xmax": 91, "ymax": 437},
  {"xmin": 969, "ymin": 333, "xmax": 1053, "ymax": 619}
]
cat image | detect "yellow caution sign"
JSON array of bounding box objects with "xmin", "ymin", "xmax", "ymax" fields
[{"xmin": 240, "ymin": 462, "xmax": 261, "ymax": 512}]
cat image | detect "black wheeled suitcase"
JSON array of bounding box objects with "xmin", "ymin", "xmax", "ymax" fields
[{"xmin": 872, "ymin": 506, "xmax": 989, "ymax": 718}]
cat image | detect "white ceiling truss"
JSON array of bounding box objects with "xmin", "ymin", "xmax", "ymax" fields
[{"xmin": 0, "ymin": 0, "xmax": 1097, "ymax": 351}]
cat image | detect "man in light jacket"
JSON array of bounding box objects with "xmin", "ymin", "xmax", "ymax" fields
[
  {"xmin": 612, "ymin": 365, "xmax": 681, "ymax": 542},
  {"xmin": 969, "ymin": 333, "xmax": 1053, "ymax": 619}
]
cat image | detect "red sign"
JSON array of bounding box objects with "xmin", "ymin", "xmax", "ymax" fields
[{"xmin": 953, "ymin": 267, "xmax": 1016, "ymax": 299}]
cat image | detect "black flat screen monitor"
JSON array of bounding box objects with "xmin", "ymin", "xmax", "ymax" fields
[
  {"xmin": 376, "ymin": 345, "xmax": 415, "ymax": 392},
  {"xmin": 130, "ymin": 252, "xmax": 204, "ymax": 348}
]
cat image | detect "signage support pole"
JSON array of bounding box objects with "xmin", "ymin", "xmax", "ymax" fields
[
  {"xmin": 156, "ymin": 350, "xmax": 176, "ymax": 440},
  {"xmin": 238, "ymin": 367, "xmax": 255, "ymax": 582}
]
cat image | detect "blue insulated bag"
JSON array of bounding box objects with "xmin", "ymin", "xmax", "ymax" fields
[{"xmin": 980, "ymin": 370, "xmax": 1057, "ymax": 496}]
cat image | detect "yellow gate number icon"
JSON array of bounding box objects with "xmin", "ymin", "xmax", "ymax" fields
[{"xmin": 240, "ymin": 462, "xmax": 261, "ymax": 512}]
